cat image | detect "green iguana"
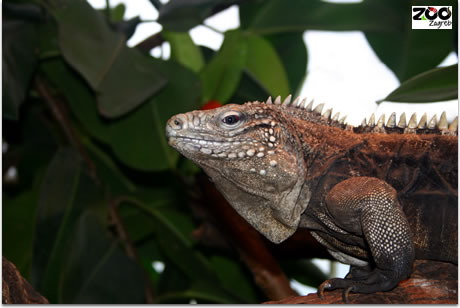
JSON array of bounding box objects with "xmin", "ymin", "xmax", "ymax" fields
[{"xmin": 165, "ymin": 95, "xmax": 458, "ymax": 300}]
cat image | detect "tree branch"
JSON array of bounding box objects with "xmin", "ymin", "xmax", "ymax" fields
[
  {"xmin": 2, "ymin": 257, "xmax": 49, "ymax": 304},
  {"xmin": 34, "ymin": 76, "xmax": 99, "ymax": 183},
  {"xmin": 264, "ymin": 260, "xmax": 458, "ymax": 304}
]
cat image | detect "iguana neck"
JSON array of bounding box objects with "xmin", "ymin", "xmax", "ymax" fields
[{"xmin": 291, "ymin": 118, "xmax": 362, "ymax": 175}]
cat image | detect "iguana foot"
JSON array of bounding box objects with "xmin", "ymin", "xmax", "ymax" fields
[
  {"xmin": 344, "ymin": 264, "xmax": 373, "ymax": 280},
  {"xmin": 317, "ymin": 268, "xmax": 400, "ymax": 302}
]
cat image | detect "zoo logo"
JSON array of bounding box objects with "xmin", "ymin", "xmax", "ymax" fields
[{"xmin": 412, "ymin": 6, "xmax": 453, "ymax": 29}]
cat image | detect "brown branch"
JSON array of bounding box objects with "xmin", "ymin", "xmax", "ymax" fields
[
  {"xmin": 2, "ymin": 257, "xmax": 49, "ymax": 304},
  {"xmin": 34, "ymin": 76, "xmax": 99, "ymax": 183},
  {"xmin": 264, "ymin": 260, "xmax": 458, "ymax": 304},
  {"xmin": 110, "ymin": 197, "xmax": 154, "ymax": 304},
  {"xmin": 135, "ymin": 32, "xmax": 164, "ymax": 52}
]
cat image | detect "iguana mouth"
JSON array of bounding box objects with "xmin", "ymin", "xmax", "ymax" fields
[
  {"xmin": 169, "ymin": 135, "xmax": 229, "ymax": 145},
  {"xmin": 168, "ymin": 135, "xmax": 250, "ymax": 157}
]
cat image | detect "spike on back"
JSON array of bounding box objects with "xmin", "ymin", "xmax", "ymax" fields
[
  {"xmin": 408, "ymin": 113, "xmax": 417, "ymax": 129},
  {"xmin": 322, "ymin": 108, "xmax": 332, "ymax": 120},
  {"xmin": 428, "ymin": 114, "xmax": 437, "ymax": 129},
  {"xmin": 377, "ymin": 114, "xmax": 385, "ymax": 127},
  {"xmin": 398, "ymin": 113, "xmax": 407, "ymax": 128},
  {"xmin": 282, "ymin": 94, "xmax": 292, "ymax": 106},
  {"xmin": 313, "ymin": 103, "xmax": 325, "ymax": 114},
  {"xmin": 449, "ymin": 116, "xmax": 458, "ymax": 131},
  {"xmin": 258, "ymin": 95, "xmax": 456, "ymax": 136},
  {"xmin": 418, "ymin": 113, "xmax": 427, "ymax": 129},
  {"xmin": 438, "ymin": 112, "xmax": 448, "ymax": 129},
  {"xmin": 368, "ymin": 114, "xmax": 376, "ymax": 127},
  {"xmin": 386, "ymin": 113, "xmax": 396, "ymax": 128},
  {"xmin": 332, "ymin": 112, "xmax": 340, "ymax": 122},
  {"xmin": 305, "ymin": 100, "xmax": 314, "ymax": 111}
]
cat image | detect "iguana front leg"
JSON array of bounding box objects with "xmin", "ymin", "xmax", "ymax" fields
[{"xmin": 318, "ymin": 177, "xmax": 415, "ymax": 299}]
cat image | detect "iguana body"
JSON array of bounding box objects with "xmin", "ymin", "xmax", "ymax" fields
[{"xmin": 166, "ymin": 95, "xmax": 458, "ymax": 297}]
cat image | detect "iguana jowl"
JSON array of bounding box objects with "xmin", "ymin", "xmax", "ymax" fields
[{"xmin": 166, "ymin": 95, "xmax": 458, "ymax": 297}]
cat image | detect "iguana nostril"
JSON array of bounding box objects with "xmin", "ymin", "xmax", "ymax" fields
[{"xmin": 170, "ymin": 114, "xmax": 187, "ymax": 130}]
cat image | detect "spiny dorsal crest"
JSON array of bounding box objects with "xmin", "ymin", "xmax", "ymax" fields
[{"xmin": 259, "ymin": 94, "xmax": 458, "ymax": 136}]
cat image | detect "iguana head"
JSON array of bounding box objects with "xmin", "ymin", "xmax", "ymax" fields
[{"xmin": 166, "ymin": 97, "xmax": 307, "ymax": 243}]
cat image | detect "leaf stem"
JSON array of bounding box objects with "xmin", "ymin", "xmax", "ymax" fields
[{"xmin": 202, "ymin": 22, "xmax": 224, "ymax": 35}]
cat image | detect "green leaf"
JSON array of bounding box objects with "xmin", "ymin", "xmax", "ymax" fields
[
  {"xmin": 240, "ymin": 0, "xmax": 398, "ymax": 34},
  {"xmin": 32, "ymin": 148, "xmax": 83, "ymax": 300},
  {"xmin": 158, "ymin": 0, "xmax": 235, "ymax": 32},
  {"xmin": 266, "ymin": 32, "xmax": 307, "ymax": 95},
  {"xmin": 31, "ymin": 148, "xmax": 104, "ymax": 301},
  {"xmin": 109, "ymin": 59, "xmax": 200, "ymax": 171},
  {"xmin": 59, "ymin": 212, "xmax": 145, "ymax": 303},
  {"xmin": 53, "ymin": 0, "xmax": 167, "ymax": 117},
  {"xmin": 41, "ymin": 59, "xmax": 111, "ymax": 143},
  {"xmin": 31, "ymin": 148, "xmax": 144, "ymax": 303},
  {"xmin": 2, "ymin": 16, "xmax": 39, "ymax": 120},
  {"xmin": 209, "ymin": 255, "xmax": 260, "ymax": 303},
  {"xmin": 3, "ymin": 184, "xmax": 40, "ymax": 279},
  {"xmin": 364, "ymin": 0, "xmax": 456, "ymax": 82},
  {"xmin": 200, "ymin": 30, "xmax": 247, "ymax": 104},
  {"xmin": 380, "ymin": 64, "xmax": 458, "ymax": 103},
  {"xmin": 245, "ymin": 34, "xmax": 290, "ymax": 97},
  {"xmin": 228, "ymin": 70, "xmax": 270, "ymax": 105},
  {"xmin": 109, "ymin": 100, "xmax": 173, "ymax": 171},
  {"xmin": 163, "ymin": 30, "xmax": 205, "ymax": 73},
  {"xmin": 109, "ymin": 3, "xmax": 126, "ymax": 22}
]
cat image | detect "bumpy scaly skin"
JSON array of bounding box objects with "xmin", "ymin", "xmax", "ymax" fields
[{"xmin": 166, "ymin": 95, "xmax": 458, "ymax": 297}]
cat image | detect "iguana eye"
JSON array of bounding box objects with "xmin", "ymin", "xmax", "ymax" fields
[
  {"xmin": 219, "ymin": 111, "xmax": 245, "ymax": 128},
  {"xmin": 223, "ymin": 114, "xmax": 240, "ymax": 125}
]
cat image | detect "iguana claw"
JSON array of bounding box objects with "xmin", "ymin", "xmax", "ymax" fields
[
  {"xmin": 318, "ymin": 280, "xmax": 353, "ymax": 303},
  {"xmin": 342, "ymin": 286, "xmax": 353, "ymax": 303},
  {"xmin": 317, "ymin": 280, "xmax": 332, "ymax": 299}
]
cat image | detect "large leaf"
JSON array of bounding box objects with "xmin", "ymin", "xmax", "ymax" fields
[
  {"xmin": 201, "ymin": 31, "xmax": 290, "ymax": 102},
  {"xmin": 3, "ymin": 184, "xmax": 40, "ymax": 278},
  {"xmin": 52, "ymin": 0, "xmax": 167, "ymax": 118},
  {"xmin": 31, "ymin": 148, "xmax": 144, "ymax": 303},
  {"xmin": 2, "ymin": 15, "xmax": 39, "ymax": 120},
  {"xmin": 245, "ymin": 34, "xmax": 290, "ymax": 97},
  {"xmin": 364, "ymin": 0, "xmax": 456, "ymax": 82},
  {"xmin": 43, "ymin": 56, "xmax": 199, "ymax": 172},
  {"xmin": 266, "ymin": 32, "xmax": 307, "ymax": 95},
  {"xmin": 163, "ymin": 30, "xmax": 205, "ymax": 73},
  {"xmin": 158, "ymin": 0, "xmax": 236, "ymax": 32},
  {"xmin": 209, "ymin": 255, "xmax": 260, "ymax": 303},
  {"xmin": 41, "ymin": 59, "xmax": 111, "ymax": 143},
  {"xmin": 228, "ymin": 70, "xmax": 271, "ymax": 104},
  {"xmin": 380, "ymin": 64, "xmax": 458, "ymax": 103},
  {"xmin": 109, "ymin": 59, "xmax": 201, "ymax": 171},
  {"xmin": 59, "ymin": 212, "xmax": 145, "ymax": 303},
  {"xmin": 32, "ymin": 148, "xmax": 83, "ymax": 300},
  {"xmin": 200, "ymin": 30, "xmax": 247, "ymax": 104},
  {"xmin": 239, "ymin": 0, "xmax": 398, "ymax": 34}
]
